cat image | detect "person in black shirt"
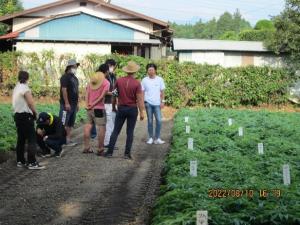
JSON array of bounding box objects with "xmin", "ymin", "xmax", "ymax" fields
[
  {"xmin": 59, "ymin": 59, "xmax": 79, "ymax": 146},
  {"xmin": 36, "ymin": 112, "xmax": 67, "ymax": 158}
]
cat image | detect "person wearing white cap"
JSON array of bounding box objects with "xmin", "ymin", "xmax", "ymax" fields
[{"xmin": 59, "ymin": 59, "xmax": 80, "ymax": 147}]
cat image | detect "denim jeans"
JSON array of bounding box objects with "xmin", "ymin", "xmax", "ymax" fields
[
  {"xmin": 37, "ymin": 135, "xmax": 66, "ymax": 154},
  {"xmin": 145, "ymin": 102, "xmax": 162, "ymax": 139},
  {"xmin": 107, "ymin": 106, "xmax": 138, "ymax": 155}
]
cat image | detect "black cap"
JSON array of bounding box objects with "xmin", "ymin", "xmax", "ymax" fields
[{"xmin": 37, "ymin": 112, "xmax": 50, "ymax": 125}]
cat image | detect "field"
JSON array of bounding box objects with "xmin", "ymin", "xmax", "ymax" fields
[
  {"xmin": 152, "ymin": 108, "xmax": 300, "ymax": 225},
  {"xmin": 0, "ymin": 104, "xmax": 86, "ymax": 152}
]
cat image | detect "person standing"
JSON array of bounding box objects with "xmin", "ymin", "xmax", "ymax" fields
[
  {"xmin": 36, "ymin": 112, "xmax": 67, "ymax": 158},
  {"xmin": 104, "ymin": 61, "xmax": 145, "ymax": 160},
  {"xmin": 83, "ymin": 72, "xmax": 110, "ymax": 155},
  {"xmin": 59, "ymin": 59, "xmax": 80, "ymax": 146},
  {"xmin": 104, "ymin": 59, "xmax": 117, "ymax": 147},
  {"xmin": 12, "ymin": 71, "xmax": 45, "ymax": 169},
  {"xmin": 142, "ymin": 63, "xmax": 166, "ymax": 144}
]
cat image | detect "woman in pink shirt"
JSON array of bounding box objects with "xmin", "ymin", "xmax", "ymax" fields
[{"xmin": 83, "ymin": 72, "xmax": 110, "ymax": 155}]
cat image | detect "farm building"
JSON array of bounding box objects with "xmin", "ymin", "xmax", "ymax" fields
[
  {"xmin": 173, "ymin": 38, "xmax": 284, "ymax": 67},
  {"xmin": 0, "ymin": 0, "xmax": 172, "ymax": 59}
]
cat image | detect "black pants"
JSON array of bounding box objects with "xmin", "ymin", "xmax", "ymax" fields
[
  {"xmin": 37, "ymin": 135, "xmax": 66, "ymax": 154},
  {"xmin": 107, "ymin": 106, "xmax": 138, "ymax": 155},
  {"xmin": 14, "ymin": 113, "xmax": 37, "ymax": 164}
]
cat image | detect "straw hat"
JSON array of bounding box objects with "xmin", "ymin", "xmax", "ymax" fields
[
  {"xmin": 90, "ymin": 72, "xmax": 105, "ymax": 90},
  {"xmin": 122, "ymin": 61, "xmax": 140, "ymax": 73}
]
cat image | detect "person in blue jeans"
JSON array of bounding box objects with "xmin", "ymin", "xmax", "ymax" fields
[
  {"xmin": 141, "ymin": 63, "xmax": 166, "ymax": 145},
  {"xmin": 36, "ymin": 112, "xmax": 67, "ymax": 158}
]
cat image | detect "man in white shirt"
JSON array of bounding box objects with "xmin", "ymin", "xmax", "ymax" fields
[{"xmin": 141, "ymin": 63, "xmax": 166, "ymax": 144}]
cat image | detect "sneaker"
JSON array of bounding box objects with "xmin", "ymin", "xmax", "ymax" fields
[
  {"xmin": 17, "ymin": 162, "xmax": 26, "ymax": 168},
  {"xmin": 65, "ymin": 140, "xmax": 77, "ymax": 147},
  {"xmin": 104, "ymin": 152, "xmax": 113, "ymax": 158},
  {"xmin": 55, "ymin": 149, "xmax": 65, "ymax": 158},
  {"xmin": 124, "ymin": 154, "xmax": 132, "ymax": 160},
  {"xmin": 154, "ymin": 138, "xmax": 165, "ymax": 145},
  {"xmin": 146, "ymin": 138, "xmax": 154, "ymax": 144},
  {"xmin": 40, "ymin": 153, "xmax": 52, "ymax": 158},
  {"xmin": 27, "ymin": 162, "xmax": 45, "ymax": 170}
]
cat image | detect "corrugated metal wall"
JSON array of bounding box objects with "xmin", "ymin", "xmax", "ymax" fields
[{"xmin": 19, "ymin": 13, "xmax": 135, "ymax": 41}]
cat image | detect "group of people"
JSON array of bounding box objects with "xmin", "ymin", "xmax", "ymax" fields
[{"xmin": 12, "ymin": 58, "xmax": 166, "ymax": 170}]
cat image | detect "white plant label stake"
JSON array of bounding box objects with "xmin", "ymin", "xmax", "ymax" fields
[
  {"xmin": 190, "ymin": 160, "xmax": 197, "ymax": 177},
  {"xmin": 188, "ymin": 138, "xmax": 194, "ymax": 150},
  {"xmin": 238, "ymin": 127, "xmax": 243, "ymax": 136},
  {"xmin": 258, "ymin": 143, "xmax": 264, "ymax": 155},
  {"xmin": 283, "ymin": 164, "xmax": 291, "ymax": 186},
  {"xmin": 185, "ymin": 116, "xmax": 189, "ymax": 123},
  {"xmin": 228, "ymin": 118, "xmax": 233, "ymax": 126},
  {"xmin": 197, "ymin": 210, "xmax": 208, "ymax": 225},
  {"xmin": 186, "ymin": 125, "xmax": 191, "ymax": 134}
]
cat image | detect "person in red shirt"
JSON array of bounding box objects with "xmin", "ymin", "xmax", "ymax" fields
[
  {"xmin": 104, "ymin": 61, "xmax": 145, "ymax": 159},
  {"xmin": 83, "ymin": 72, "xmax": 110, "ymax": 155}
]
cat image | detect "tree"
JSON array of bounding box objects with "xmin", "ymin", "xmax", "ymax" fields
[
  {"xmin": 0, "ymin": 0, "xmax": 23, "ymax": 35},
  {"xmin": 254, "ymin": 19, "xmax": 275, "ymax": 30},
  {"xmin": 266, "ymin": 0, "xmax": 300, "ymax": 70}
]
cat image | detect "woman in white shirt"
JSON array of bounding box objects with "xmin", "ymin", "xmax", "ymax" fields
[{"xmin": 12, "ymin": 71, "xmax": 44, "ymax": 170}]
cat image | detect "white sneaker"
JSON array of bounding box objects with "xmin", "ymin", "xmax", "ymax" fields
[
  {"xmin": 146, "ymin": 138, "xmax": 154, "ymax": 144},
  {"xmin": 154, "ymin": 138, "xmax": 165, "ymax": 144},
  {"xmin": 27, "ymin": 162, "xmax": 45, "ymax": 170}
]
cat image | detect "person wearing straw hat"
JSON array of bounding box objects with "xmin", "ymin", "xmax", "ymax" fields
[
  {"xmin": 83, "ymin": 72, "xmax": 110, "ymax": 155},
  {"xmin": 104, "ymin": 61, "xmax": 145, "ymax": 160},
  {"xmin": 59, "ymin": 59, "xmax": 80, "ymax": 147}
]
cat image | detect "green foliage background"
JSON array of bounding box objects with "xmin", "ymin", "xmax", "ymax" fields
[
  {"xmin": 0, "ymin": 51, "xmax": 294, "ymax": 108},
  {"xmin": 152, "ymin": 108, "xmax": 300, "ymax": 225}
]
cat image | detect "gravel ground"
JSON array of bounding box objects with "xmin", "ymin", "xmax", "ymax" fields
[{"xmin": 0, "ymin": 120, "xmax": 172, "ymax": 225}]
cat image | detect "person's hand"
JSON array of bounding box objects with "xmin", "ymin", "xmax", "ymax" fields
[
  {"xmin": 140, "ymin": 111, "xmax": 145, "ymax": 121},
  {"xmin": 65, "ymin": 103, "xmax": 71, "ymax": 111},
  {"xmin": 160, "ymin": 102, "xmax": 165, "ymax": 109},
  {"xmin": 37, "ymin": 128, "xmax": 45, "ymax": 137},
  {"xmin": 86, "ymin": 105, "xmax": 92, "ymax": 110},
  {"xmin": 43, "ymin": 136, "xmax": 48, "ymax": 141},
  {"xmin": 32, "ymin": 111, "xmax": 37, "ymax": 120}
]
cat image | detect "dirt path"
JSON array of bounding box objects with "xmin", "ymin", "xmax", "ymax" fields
[{"xmin": 0, "ymin": 120, "xmax": 173, "ymax": 225}]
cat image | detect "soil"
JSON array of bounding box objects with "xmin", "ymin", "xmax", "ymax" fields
[{"xmin": 0, "ymin": 120, "xmax": 173, "ymax": 225}]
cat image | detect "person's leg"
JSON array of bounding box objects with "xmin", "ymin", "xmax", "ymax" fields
[
  {"xmin": 104, "ymin": 104, "xmax": 113, "ymax": 146},
  {"xmin": 153, "ymin": 105, "xmax": 162, "ymax": 139},
  {"xmin": 65, "ymin": 105, "xmax": 77, "ymax": 144},
  {"xmin": 83, "ymin": 110, "xmax": 94, "ymax": 151},
  {"xmin": 26, "ymin": 117, "xmax": 37, "ymax": 164},
  {"xmin": 97, "ymin": 125, "xmax": 106, "ymax": 152},
  {"xmin": 45, "ymin": 138, "xmax": 62, "ymax": 154},
  {"xmin": 125, "ymin": 107, "xmax": 138, "ymax": 155},
  {"xmin": 90, "ymin": 122, "xmax": 97, "ymax": 139},
  {"xmin": 106, "ymin": 108, "xmax": 126, "ymax": 155},
  {"xmin": 145, "ymin": 102, "xmax": 154, "ymax": 139},
  {"xmin": 15, "ymin": 118, "xmax": 26, "ymax": 164},
  {"xmin": 36, "ymin": 133, "xmax": 51, "ymax": 154}
]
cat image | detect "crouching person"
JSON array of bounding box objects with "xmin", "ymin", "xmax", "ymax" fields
[{"xmin": 36, "ymin": 112, "xmax": 67, "ymax": 158}]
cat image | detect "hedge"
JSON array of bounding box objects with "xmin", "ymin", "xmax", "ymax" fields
[{"xmin": 0, "ymin": 51, "xmax": 295, "ymax": 108}]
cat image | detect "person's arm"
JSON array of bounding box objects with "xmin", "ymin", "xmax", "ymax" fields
[
  {"xmin": 137, "ymin": 93, "xmax": 145, "ymax": 120},
  {"xmin": 24, "ymin": 91, "xmax": 37, "ymax": 119},
  {"xmin": 62, "ymin": 88, "xmax": 71, "ymax": 111},
  {"xmin": 61, "ymin": 76, "xmax": 71, "ymax": 111},
  {"xmin": 160, "ymin": 78, "xmax": 166, "ymax": 109}
]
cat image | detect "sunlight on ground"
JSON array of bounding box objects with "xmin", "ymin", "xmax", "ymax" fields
[{"xmin": 59, "ymin": 202, "xmax": 82, "ymax": 218}]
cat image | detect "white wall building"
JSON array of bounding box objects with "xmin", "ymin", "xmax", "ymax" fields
[
  {"xmin": 173, "ymin": 38, "xmax": 284, "ymax": 67},
  {"xmin": 0, "ymin": 0, "xmax": 172, "ymax": 59}
]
